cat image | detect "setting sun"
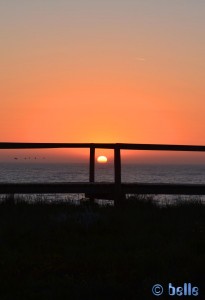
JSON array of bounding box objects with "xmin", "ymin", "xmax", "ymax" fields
[{"xmin": 97, "ymin": 156, "xmax": 108, "ymax": 163}]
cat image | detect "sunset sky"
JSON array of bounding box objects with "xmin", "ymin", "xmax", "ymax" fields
[{"xmin": 1, "ymin": 1, "xmax": 205, "ymax": 162}]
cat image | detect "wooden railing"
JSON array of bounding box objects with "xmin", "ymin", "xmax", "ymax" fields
[{"xmin": 1, "ymin": 142, "xmax": 205, "ymax": 204}]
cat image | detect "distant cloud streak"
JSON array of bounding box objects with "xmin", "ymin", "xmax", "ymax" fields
[{"xmin": 135, "ymin": 57, "xmax": 146, "ymax": 62}]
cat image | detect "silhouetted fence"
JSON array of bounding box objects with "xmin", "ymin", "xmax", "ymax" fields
[{"xmin": 1, "ymin": 142, "xmax": 205, "ymax": 204}]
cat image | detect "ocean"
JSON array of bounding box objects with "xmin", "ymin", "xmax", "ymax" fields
[{"xmin": 0, "ymin": 162, "xmax": 205, "ymax": 203}]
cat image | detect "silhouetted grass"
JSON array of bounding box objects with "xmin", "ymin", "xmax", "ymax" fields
[{"xmin": 0, "ymin": 195, "xmax": 204, "ymax": 299}]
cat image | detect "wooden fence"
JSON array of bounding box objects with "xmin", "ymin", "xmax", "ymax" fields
[{"xmin": 1, "ymin": 142, "xmax": 205, "ymax": 204}]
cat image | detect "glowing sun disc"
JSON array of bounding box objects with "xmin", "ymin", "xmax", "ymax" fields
[{"xmin": 97, "ymin": 156, "xmax": 108, "ymax": 163}]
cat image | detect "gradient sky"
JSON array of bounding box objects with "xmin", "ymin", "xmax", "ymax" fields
[{"xmin": 1, "ymin": 0, "xmax": 205, "ymax": 162}]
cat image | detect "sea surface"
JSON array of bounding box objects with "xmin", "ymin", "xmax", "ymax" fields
[{"xmin": 0, "ymin": 162, "xmax": 205, "ymax": 204}]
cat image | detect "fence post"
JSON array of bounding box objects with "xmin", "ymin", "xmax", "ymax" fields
[
  {"xmin": 89, "ymin": 145, "xmax": 95, "ymax": 202},
  {"xmin": 114, "ymin": 144, "xmax": 123, "ymax": 205},
  {"xmin": 89, "ymin": 145, "xmax": 95, "ymax": 183}
]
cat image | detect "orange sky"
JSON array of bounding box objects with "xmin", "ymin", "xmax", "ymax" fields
[{"xmin": 1, "ymin": 1, "xmax": 205, "ymax": 163}]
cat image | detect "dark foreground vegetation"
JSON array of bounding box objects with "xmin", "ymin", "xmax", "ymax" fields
[{"xmin": 0, "ymin": 195, "xmax": 204, "ymax": 299}]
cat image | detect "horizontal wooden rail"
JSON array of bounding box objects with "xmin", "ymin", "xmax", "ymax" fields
[
  {"xmin": 1, "ymin": 182, "xmax": 205, "ymax": 196},
  {"xmin": 1, "ymin": 142, "xmax": 205, "ymax": 151}
]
